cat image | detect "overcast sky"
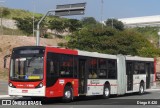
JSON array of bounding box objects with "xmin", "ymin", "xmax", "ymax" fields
[{"xmin": 3, "ymin": 0, "xmax": 160, "ymax": 21}]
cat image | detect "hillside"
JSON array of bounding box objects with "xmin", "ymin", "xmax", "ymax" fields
[
  {"xmin": 2, "ymin": 7, "xmax": 42, "ymax": 19},
  {"xmin": 0, "ymin": 35, "xmax": 66, "ymax": 80}
]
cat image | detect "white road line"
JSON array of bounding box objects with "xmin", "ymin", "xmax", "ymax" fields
[
  {"xmin": 146, "ymin": 88, "xmax": 160, "ymax": 92},
  {"xmin": 0, "ymin": 95, "xmax": 10, "ymax": 98}
]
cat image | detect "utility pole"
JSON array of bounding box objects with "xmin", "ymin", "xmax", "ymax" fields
[
  {"xmin": 0, "ymin": 0, "xmax": 5, "ymax": 35},
  {"xmin": 112, "ymin": 18, "xmax": 113, "ymax": 29},
  {"xmin": 32, "ymin": 1, "xmax": 35, "ymax": 37},
  {"xmin": 101, "ymin": 0, "xmax": 104, "ymax": 30}
]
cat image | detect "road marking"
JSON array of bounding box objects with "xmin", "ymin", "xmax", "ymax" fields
[
  {"xmin": 0, "ymin": 95, "xmax": 10, "ymax": 98},
  {"xmin": 146, "ymin": 88, "xmax": 160, "ymax": 92}
]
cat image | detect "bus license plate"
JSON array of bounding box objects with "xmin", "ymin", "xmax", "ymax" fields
[{"xmin": 22, "ymin": 90, "xmax": 28, "ymax": 93}]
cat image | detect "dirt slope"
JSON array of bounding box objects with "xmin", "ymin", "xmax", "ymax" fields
[{"xmin": 0, "ymin": 35, "xmax": 66, "ymax": 80}]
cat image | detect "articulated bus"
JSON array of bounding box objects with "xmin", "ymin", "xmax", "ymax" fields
[{"xmin": 6, "ymin": 46, "xmax": 156, "ymax": 102}]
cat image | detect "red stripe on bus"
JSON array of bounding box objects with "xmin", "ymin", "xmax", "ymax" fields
[
  {"xmin": 87, "ymin": 84, "xmax": 104, "ymax": 86},
  {"xmin": 46, "ymin": 47, "xmax": 78, "ymax": 55},
  {"xmin": 87, "ymin": 84, "xmax": 117, "ymax": 86}
]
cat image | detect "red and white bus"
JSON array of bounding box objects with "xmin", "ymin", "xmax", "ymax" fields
[{"xmin": 6, "ymin": 46, "xmax": 156, "ymax": 102}]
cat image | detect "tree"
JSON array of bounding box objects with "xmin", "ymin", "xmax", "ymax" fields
[
  {"xmin": 14, "ymin": 17, "xmax": 45, "ymax": 35},
  {"xmin": 105, "ymin": 18, "xmax": 124, "ymax": 31},
  {"xmin": 66, "ymin": 25, "xmax": 160, "ymax": 57},
  {"xmin": 67, "ymin": 19, "xmax": 82, "ymax": 32},
  {"xmin": 49, "ymin": 18, "xmax": 65, "ymax": 34},
  {"xmin": 81, "ymin": 17, "xmax": 97, "ymax": 26}
]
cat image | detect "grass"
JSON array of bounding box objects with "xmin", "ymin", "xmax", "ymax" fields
[
  {"xmin": 2, "ymin": 7, "xmax": 42, "ymax": 19},
  {"xmin": 2, "ymin": 27, "xmax": 26, "ymax": 36}
]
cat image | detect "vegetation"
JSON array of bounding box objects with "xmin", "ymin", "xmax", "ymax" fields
[
  {"xmin": 3, "ymin": 27, "xmax": 25, "ymax": 36},
  {"xmin": 133, "ymin": 27, "xmax": 159, "ymax": 47},
  {"xmin": 13, "ymin": 17, "xmax": 45, "ymax": 36},
  {"xmin": 1, "ymin": 7, "xmax": 42, "ymax": 19},
  {"xmin": 2, "ymin": 7, "xmax": 160, "ymax": 57},
  {"xmin": 60, "ymin": 19, "xmax": 160, "ymax": 57},
  {"xmin": 105, "ymin": 18, "xmax": 124, "ymax": 31}
]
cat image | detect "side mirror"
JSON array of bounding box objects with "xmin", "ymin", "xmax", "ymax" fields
[{"xmin": 4, "ymin": 54, "xmax": 11, "ymax": 68}]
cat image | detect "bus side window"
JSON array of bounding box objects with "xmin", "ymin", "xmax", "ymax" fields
[
  {"xmin": 139, "ymin": 62, "xmax": 145, "ymax": 74},
  {"xmin": 89, "ymin": 71, "xmax": 97, "ymax": 79},
  {"xmin": 60, "ymin": 55, "xmax": 74, "ymax": 78},
  {"xmin": 98, "ymin": 58, "xmax": 107, "ymax": 79},
  {"xmin": 108, "ymin": 59, "xmax": 117, "ymax": 79},
  {"xmin": 47, "ymin": 52, "xmax": 59, "ymax": 77},
  {"xmin": 88, "ymin": 58, "xmax": 98, "ymax": 79},
  {"xmin": 134, "ymin": 62, "xmax": 139, "ymax": 74}
]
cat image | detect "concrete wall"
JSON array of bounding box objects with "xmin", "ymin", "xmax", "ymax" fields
[{"xmin": 2, "ymin": 19, "xmax": 17, "ymax": 29}]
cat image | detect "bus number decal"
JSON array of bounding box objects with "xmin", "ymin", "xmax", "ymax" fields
[
  {"xmin": 90, "ymin": 80, "xmax": 100, "ymax": 85},
  {"xmin": 59, "ymin": 80, "xmax": 65, "ymax": 84}
]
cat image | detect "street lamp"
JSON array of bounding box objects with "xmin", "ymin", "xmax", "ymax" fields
[{"xmin": 36, "ymin": 3, "xmax": 86, "ymax": 46}]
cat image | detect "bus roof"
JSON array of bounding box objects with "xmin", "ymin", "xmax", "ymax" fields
[
  {"xmin": 12, "ymin": 46, "xmax": 154, "ymax": 61},
  {"xmin": 125, "ymin": 56, "xmax": 154, "ymax": 62},
  {"xmin": 78, "ymin": 50, "xmax": 117, "ymax": 59}
]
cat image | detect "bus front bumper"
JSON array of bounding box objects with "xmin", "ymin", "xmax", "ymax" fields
[{"xmin": 8, "ymin": 86, "xmax": 45, "ymax": 97}]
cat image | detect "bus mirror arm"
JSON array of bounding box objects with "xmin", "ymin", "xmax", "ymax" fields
[{"xmin": 4, "ymin": 54, "xmax": 11, "ymax": 69}]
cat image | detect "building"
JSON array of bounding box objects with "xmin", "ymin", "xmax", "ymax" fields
[{"xmin": 118, "ymin": 15, "xmax": 160, "ymax": 28}]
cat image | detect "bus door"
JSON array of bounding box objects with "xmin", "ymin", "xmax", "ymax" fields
[
  {"xmin": 78, "ymin": 59, "xmax": 87, "ymax": 94},
  {"xmin": 146, "ymin": 63, "xmax": 151, "ymax": 89},
  {"xmin": 126, "ymin": 62, "xmax": 133, "ymax": 91}
]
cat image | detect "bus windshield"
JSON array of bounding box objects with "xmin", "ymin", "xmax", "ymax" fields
[{"xmin": 10, "ymin": 56, "xmax": 44, "ymax": 81}]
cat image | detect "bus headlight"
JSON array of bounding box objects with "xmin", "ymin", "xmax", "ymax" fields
[
  {"xmin": 9, "ymin": 82, "xmax": 12, "ymax": 87},
  {"xmin": 9, "ymin": 82, "xmax": 16, "ymax": 88},
  {"xmin": 35, "ymin": 82, "xmax": 43, "ymax": 88},
  {"xmin": 39, "ymin": 83, "xmax": 43, "ymax": 87}
]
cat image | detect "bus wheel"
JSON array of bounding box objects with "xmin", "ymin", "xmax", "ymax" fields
[
  {"xmin": 62, "ymin": 86, "xmax": 73, "ymax": 103},
  {"xmin": 102, "ymin": 84, "xmax": 110, "ymax": 99},
  {"xmin": 139, "ymin": 82, "xmax": 144, "ymax": 95}
]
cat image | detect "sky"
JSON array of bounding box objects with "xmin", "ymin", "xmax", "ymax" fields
[{"xmin": 2, "ymin": 0, "xmax": 160, "ymax": 21}]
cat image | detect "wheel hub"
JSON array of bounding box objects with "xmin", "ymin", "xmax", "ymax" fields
[
  {"xmin": 65, "ymin": 91, "xmax": 71, "ymax": 98},
  {"xmin": 105, "ymin": 88, "xmax": 109, "ymax": 96}
]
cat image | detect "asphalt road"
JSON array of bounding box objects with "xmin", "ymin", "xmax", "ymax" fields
[
  {"xmin": 0, "ymin": 90, "xmax": 160, "ymax": 108},
  {"xmin": 0, "ymin": 80, "xmax": 160, "ymax": 108},
  {"xmin": 0, "ymin": 80, "xmax": 7, "ymax": 95}
]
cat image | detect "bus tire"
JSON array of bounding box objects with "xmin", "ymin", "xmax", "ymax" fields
[
  {"xmin": 102, "ymin": 84, "xmax": 110, "ymax": 99},
  {"xmin": 139, "ymin": 82, "xmax": 144, "ymax": 95},
  {"xmin": 62, "ymin": 86, "xmax": 73, "ymax": 103}
]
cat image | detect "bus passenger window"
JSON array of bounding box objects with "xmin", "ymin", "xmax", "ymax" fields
[
  {"xmin": 88, "ymin": 58, "xmax": 98, "ymax": 79},
  {"xmin": 89, "ymin": 71, "xmax": 97, "ymax": 79},
  {"xmin": 107, "ymin": 60, "xmax": 117, "ymax": 79},
  {"xmin": 59, "ymin": 55, "xmax": 73, "ymax": 78}
]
